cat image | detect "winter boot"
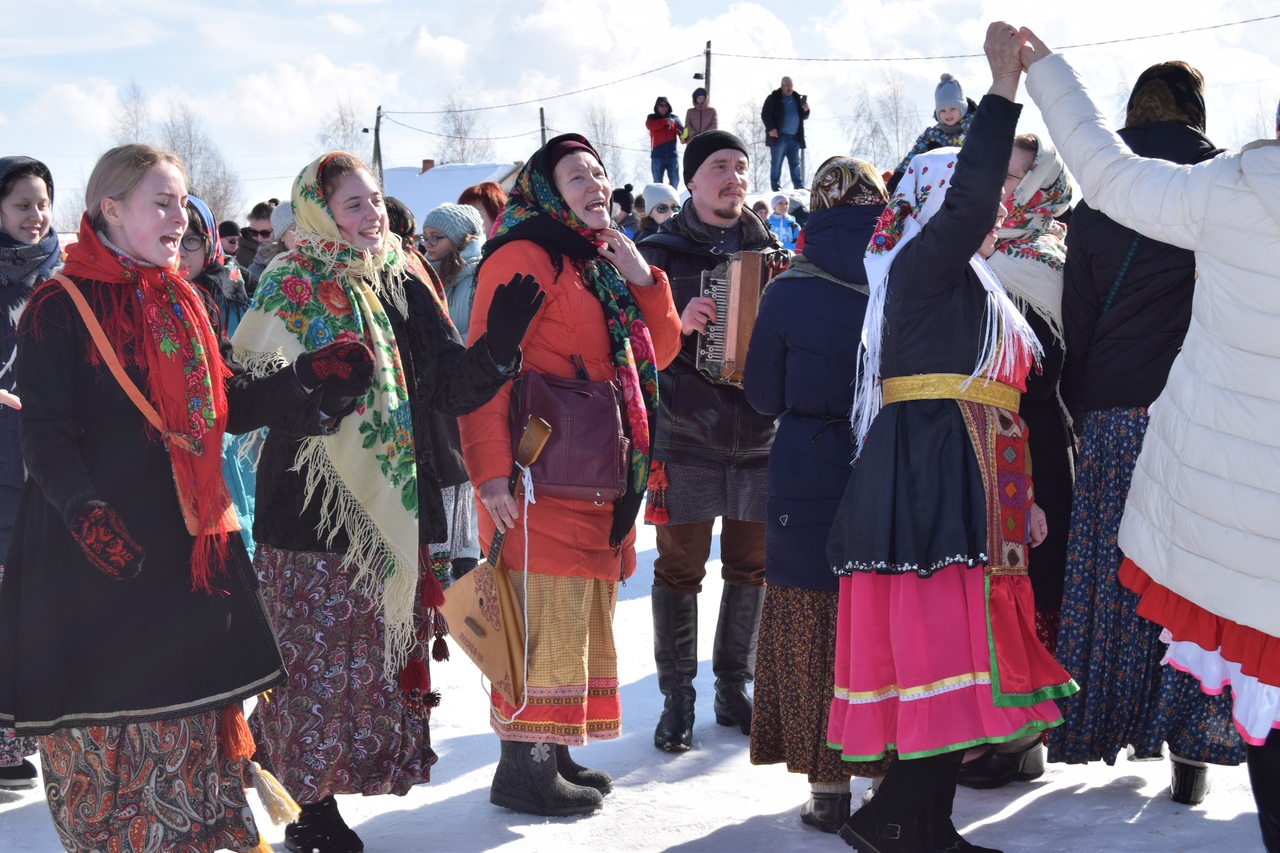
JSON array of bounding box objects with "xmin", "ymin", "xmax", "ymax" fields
[
  {"xmin": 490, "ymin": 739, "xmax": 603, "ymax": 816},
  {"xmin": 1169, "ymin": 753, "xmax": 1210, "ymax": 806},
  {"xmin": 712, "ymin": 583, "xmax": 764, "ymax": 735},
  {"xmin": 1247, "ymin": 729, "xmax": 1280, "ymax": 852},
  {"xmin": 927, "ymin": 750, "xmax": 1002, "ymax": 853},
  {"xmin": 0, "ymin": 758, "xmax": 38, "ymax": 790},
  {"xmin": 838, "ymin": 753, "xmax": 949, "ymax": 853},
  {"xmin": 283, "ymin": 795, "xmax": 364, "ymax": 853},
  {"xmin": 556, "ymin": 744, "xmax": 613, "ymax": 795},
  {"xmin": 801, "ymin": 783, "xmax": 852, "ymax": 834},
  {"xmin": 956, "ymin": 734, "xmax": 1044, "ymax": 790},
  {"xmin": 652, "ymin": 585, "xmax": 699, "ymax": 751}
]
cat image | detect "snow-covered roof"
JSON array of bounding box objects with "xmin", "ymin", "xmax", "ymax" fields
[{"xmin": 382, "ymin": 162, "xmax": 521, "ymax": 229}]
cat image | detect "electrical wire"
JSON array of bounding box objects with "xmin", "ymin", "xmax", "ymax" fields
[
  {"xmin": 712, "ymin": 14, "xmax": 1280, "ymax": 62},
  {"xmin": 384, "ymin": 54, "xmax": 702, "ymax": 115},
  {"xmin": 382, "ymin": 115, "xmax": 543, "ymax": 141}
]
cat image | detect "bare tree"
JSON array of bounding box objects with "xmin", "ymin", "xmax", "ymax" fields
[
  {"xmin": 732, "ymin": 96, "xmax": 770, "ymax": 194},
  {"xmin": 156, "ymin": 102, "xmax": 243, "ymax": 222},
  {"xmin": 52, "ymin": 180, "xmax": 86, "ymax": 235},
  {"xmin": 580, "ymin": 104, "xmax": 626, "ymax": 185},
  {"xmin": 112, "ymin": 79, "xmax": 150, "ymax": 145},
  {"xmin": 842, "ymin": 70, "xmax": 926, "ymax": 173},
  {"xmin": 438, "ymin": 94, "xmax": 494, "ymax": 164},
  {"xmin": 1232, "ymin": 85, "xmax": 1280, "ymax": 149},
  {"xmin": 317, "ymin": 98, "xmax": 374, "ymax": 165}
]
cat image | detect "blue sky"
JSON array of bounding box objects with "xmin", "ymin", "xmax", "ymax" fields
[{"xmin": 2, "ymin": 0, "xmax": 1277, "ymax": 222}]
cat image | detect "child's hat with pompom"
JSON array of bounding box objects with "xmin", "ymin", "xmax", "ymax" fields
[{"xmin": 935, "ymin": 73, "xmax": 967, "ymax": 118}]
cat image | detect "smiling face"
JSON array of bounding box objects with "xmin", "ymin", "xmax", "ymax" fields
[
  {"xmin": 552, "ymin": 151, "xmax": 611, "ymax": 231},
  {"xmin": 101, "ymin": 163, "xmax": 188, "ymax": 268},
  {"xmin": 1003, "ymin": 146, "xmax": 1036, "ymax": 205},
  {"xmin": 0, "ymin": 175, "xmax": 53, "ymax": 245},
  {"xmin": 979, "ymin": 200, "xmax": 1010, "ymax": 259},
  {"xmin": 329, "ymin": 168, "xmax": 388, "ymax": 252},
  {"xmin": 688, "ymin": 149, "xmax": 749, "ymax": 227},
  {"xmin": 937, "ymin": 107, "xmax": 963, "ymax": 126}
]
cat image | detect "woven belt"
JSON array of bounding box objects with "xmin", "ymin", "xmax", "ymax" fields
[{"xmin": 880, "ymin": 373, "xmax": 1020, "ymax": 412}]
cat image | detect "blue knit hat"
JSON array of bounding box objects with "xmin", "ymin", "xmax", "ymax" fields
[{"xmin": 935, "ymin": 73, "xmax": 967, "ymax": 118}]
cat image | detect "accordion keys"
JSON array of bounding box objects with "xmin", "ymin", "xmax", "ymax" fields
[{"xmin": 696, "ymin": 250, "xmax": 782, "ymax": 387}]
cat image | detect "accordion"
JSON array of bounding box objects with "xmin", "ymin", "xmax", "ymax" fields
[{"xmin": 696, "ymin": 250, "xmax": 786, "ymax": 387}]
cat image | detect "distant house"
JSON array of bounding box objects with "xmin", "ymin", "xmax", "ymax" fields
[{"xmin": 382, "ymin": 161, "xmax": 522, "ymax": 227}]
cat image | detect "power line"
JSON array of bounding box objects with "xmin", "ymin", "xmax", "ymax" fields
[
  {"xmin": 545, "ymin": 127, "xmax": 651, "ymax": 154},
  {"xmin": 381, "ymin": 115, "xmax": 542, "ymax": 141},
  {"xmin": 384, "ymin": 54, "xmax": 702, "ymax": 115},
  {"xmin": 712, "ymin": 14, "xmax": 1280, "ymax": 62}
]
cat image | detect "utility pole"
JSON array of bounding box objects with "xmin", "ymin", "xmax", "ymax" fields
[
  {"xmin": 539, "ymin": 107, "xmax": 547, "ymax": 147},
  {"xmin": 372, "ymin": 105, "xmax": 384, "ymax": 188},
  {"xmin": 704, "ymin": 41, "xmax": 712, "ymax": 103}
]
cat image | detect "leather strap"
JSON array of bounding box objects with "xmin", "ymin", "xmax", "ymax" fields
[{"xmin": 50, "ymin": 274, "xmax": 168, "ymax": 438}]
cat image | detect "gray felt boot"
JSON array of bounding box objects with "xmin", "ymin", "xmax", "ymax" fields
[{"xmin": 490, "ymin": 739, "xmax": 603, "ymax": 816}]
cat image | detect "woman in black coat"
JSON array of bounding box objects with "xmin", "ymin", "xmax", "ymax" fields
[{"xmin": 743, "ymin": 157, "xmax": 892, "ymax": 834}]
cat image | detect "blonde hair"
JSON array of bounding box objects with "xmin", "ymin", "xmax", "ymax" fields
[{"xmin": 86, "ymin": 144, "xmax": 185, "ymax": 233}]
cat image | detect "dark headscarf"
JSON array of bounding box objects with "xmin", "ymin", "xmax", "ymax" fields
[
  {"xmin": 0, "ymin": 156, "xmax": 61, "ymax": 299},
  {"xmin": 483, "ymin": 133, "xmax": 660, "ymax": 549},
  {"xmin": 1125, "ymin": 61, "xmax": 1207, "ymax": 132},
  {"xmin": 385, "ymin": 196, "xmax": 417, "ymax": 243}
]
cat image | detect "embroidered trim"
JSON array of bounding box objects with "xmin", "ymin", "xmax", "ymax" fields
[
  {"xmin": 833, "ymin": 553, "xmax": 987, "ymax": 578},
  {"xmin": 833, "ymin": 671, "xmax": 994, "ymax": 705}
]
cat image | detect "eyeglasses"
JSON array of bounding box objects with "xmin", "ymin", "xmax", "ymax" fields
[
  {"xmin": 246, "ymin": 228, "xmax": 272, "ymax": 239},
  {"xmin": 180, "ymin": 234, "xmax": 206, "ymax": 252},
  {"xmin": 653, "ymin": 203, "xmax": 680, "ymax": 214},
  {"xmin": 422, "ymin": 234, "xmax": 450, "ymax": 246}
]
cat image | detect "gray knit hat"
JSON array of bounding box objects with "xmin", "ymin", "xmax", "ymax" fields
[
  {"xmin": 423, "ymin": 203, "xmax": 484, "ymax": 246},
  {"xmin": 935, "ymin": 73, "xmax": 967, "ymax": 118},
  {"xmin": 642, "ymin": 182, "xmax": 679, "ymax": 209},
  {"xmin": 270, "ymin": 201, "xmax": 295, "ymax": 238}
]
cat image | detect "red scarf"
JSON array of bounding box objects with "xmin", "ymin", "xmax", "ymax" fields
[{"xmin": 56, "ymin": 215, "xmax": 238, "ymax": 593}]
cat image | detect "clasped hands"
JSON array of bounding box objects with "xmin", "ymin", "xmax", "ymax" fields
[{"xmin": 984, "ymin": 21, "xmax": 1054, "ymax": 75}]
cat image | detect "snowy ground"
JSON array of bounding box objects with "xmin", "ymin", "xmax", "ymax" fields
[{"xmin": 1, "ymin": 521, "xmax": 1264, "ymax": 852}]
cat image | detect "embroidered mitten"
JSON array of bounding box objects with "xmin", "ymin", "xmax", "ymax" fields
[
  {"xmin": 484, "ymin": 273, "xmax": 545, "ymax": 366},
  {"xmin": 70, "ymin": 500, "xmax": 145, "ymax": 580},
  {"xmin": 293, "ymin": 340, "xmax": 375, "ymax": 394}
]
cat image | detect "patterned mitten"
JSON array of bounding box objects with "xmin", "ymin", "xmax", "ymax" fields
[
  {"xmin": 293, "ymin": 340, "xmax": 375, "ymax": 395},
  {"xmin": 71, "ymin": 500, "xmax": 145, "ymax": 580}
]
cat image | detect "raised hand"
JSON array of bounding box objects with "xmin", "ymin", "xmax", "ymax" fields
[
  {"xmin": 1018, "ymin": 27, "xmax": 1054, "ymax": 69},
  {"xmin": 984, "ymin": 21, "xmax": 1025, "ymax": 100},
  {"xmin": 485, "ymin": 273, "xmax": 545, "ymax": 366}
]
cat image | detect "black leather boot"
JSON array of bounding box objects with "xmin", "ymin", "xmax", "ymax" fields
[
  {"xmin": 712, "ymin": 583, "xmax": 764, "ymax": 735},
  {"xmin": 284, "ymin": 795, "xmax": 364, "ymax": 853},
  {"xmin": 556, "ymin": 744, "xmax": 613, "ymax": 795},
  {"xmin": 838, "ymin": 753, "xmax": 950, "ymax": 853},
  {"xmin": 1247, "ymin": 729, "xmax": 1280, "ymax": 852},
  {"xmin": 955, "ymin": 735, "xmax": 1044, "ymax": 790},
  {"xmin": 928, "ymin": 750, "xmax": 1002, "ymax": 853},
  {"xmin": 490, "ymin": 739, "xmax": 603, "ymax": 816},
  {"xmin": 653, "ymin": 585, "xmax": 698, "ymax": 751},
  {"xmin": 1170, "ymin": 753, "xmax": 1210, "ymax": 806}
]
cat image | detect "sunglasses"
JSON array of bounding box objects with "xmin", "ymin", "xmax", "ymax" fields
[
  {"xmin": 246, "ymin": 228, "xmax": 272, "ymax": 239},
  {"xmin": 653, "ymin": 203, "xmax": 680, "ymax": 214}
]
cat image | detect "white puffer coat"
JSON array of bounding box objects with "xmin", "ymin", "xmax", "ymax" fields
[{"xmin": 1027, "ymin": 54, "xmax": 1280, "ymax": 639}]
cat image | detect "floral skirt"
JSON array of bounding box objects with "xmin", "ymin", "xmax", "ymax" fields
[
  {"xmin": 490, "ymin": 572, "xmax": 620, "ymax": 745},
  {"xmin": 249, "ymin": 545, "xmax": 436, "ymax": 803},
  {"xmin": 751, "ymin": 585, "xmax": 892, "ymax": 781},
  {"xmin": 1049, "ymin": 408, "xmax": 1244, "ymax": 766},
  {"xmin": 39, "ymin": 710, "xmax": 258, "ymax": 853},
  {"xmin": 0, "ymin": 561, "xmax": 37, "ymax": 767}
]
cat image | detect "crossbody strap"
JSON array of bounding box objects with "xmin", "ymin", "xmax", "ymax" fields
[{"xmin": 50, "ymin": 274, "xmax": 166, "ymax": 436}]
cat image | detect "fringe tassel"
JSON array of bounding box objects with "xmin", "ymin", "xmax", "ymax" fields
[
  {"xmin": 249, "ymin": 762, "xmax": 301, "ymax": 826},
  {"xmin": 219, "ymin": 704, "xmax": 256, "ymax": 763},
  {"xmin": 399, "ymin": 657, "xmax": 436, "ymax": 720},
  {"xmin": 249, "ymin": 836, "xmax": 274, "ymax": 853},
  {"xmin": 432, "ymin": 633, "xmax": 450, "ymax": 662},
  {"xmin": 644, "ymin": 462, "xmax": 669, "ymax": 525},
  {"xmin": 419, "ymin": 554, "xmax": 446, "ymax": 610}
]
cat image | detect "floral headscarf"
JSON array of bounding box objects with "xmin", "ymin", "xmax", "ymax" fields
[
  {"xmin": 853, "ymin": 147, "xmax": 1041, "ymax": 450},
  {"xmin": 483, "ymin": 133, "xmax": 659, "ymax": 549},
  {"xmin": 990, "ymin": 136, "xmax": 1072, "ymax": 345},
  {"xmin": 810, "ymin": 156, "xmax": 889, "ymax": 210},
  {"xmin": 232, "ymin": 152, "xmax": 420, "ymax": 678}
]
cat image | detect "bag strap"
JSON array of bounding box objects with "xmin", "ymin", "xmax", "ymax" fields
[
  {"xmin": 50, "ymin": 274, "xmax": 166, "ymax": 436},
  {"xmin": 1101, "ymin": 234, "xmax": 1142, "ymax": 314}
]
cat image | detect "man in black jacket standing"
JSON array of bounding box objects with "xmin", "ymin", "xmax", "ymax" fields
[
  {"xmin": 761, "ymin": 77, "xmax": 810, "ymax": 191},
  {"xmin": 637, "ymin": 130, "xmax": 782, "ymax": 753}
]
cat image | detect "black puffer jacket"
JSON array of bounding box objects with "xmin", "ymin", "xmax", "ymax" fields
[
  {"xmin": 1060, "ymin": 121, "xmax": 1223, "ymax": 421},
  {"xmin": 638, "ymin": 216, "xmax": 780, "ymax": 468}
]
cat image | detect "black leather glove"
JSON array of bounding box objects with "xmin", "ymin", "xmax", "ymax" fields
[
  {"xmin": 485, "ymin": 273, "xmax": 545, "ymax": 366},
  {"xmin": 70, "ymin": 500, "xmax": 145, "ymax": 580},
  {"xmin": 294, "ymin": 340, "xmax": 375, "ymax": 394}
]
